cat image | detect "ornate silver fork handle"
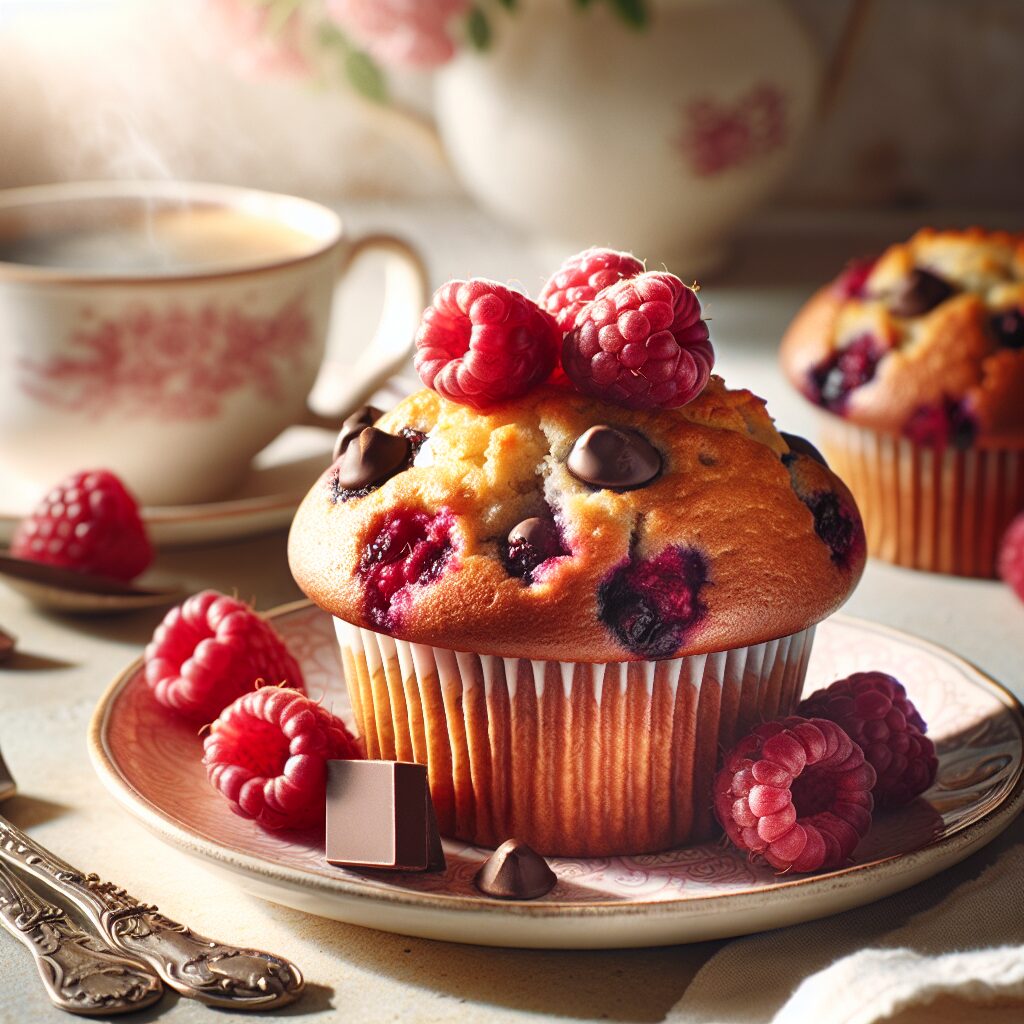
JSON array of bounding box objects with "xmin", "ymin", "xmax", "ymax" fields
[
  {"xmin": 0, "ymin": 815, "xmax": 304, "ymax": 1010},
  {"xmin": 0, "ymin": 860, "xmax": 163, "ymax": 1016}
]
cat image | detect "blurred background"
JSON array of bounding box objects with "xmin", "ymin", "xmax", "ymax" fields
[{"xmin": 1, "ymin": 0, "xmax": 1022, "ymax": 214}]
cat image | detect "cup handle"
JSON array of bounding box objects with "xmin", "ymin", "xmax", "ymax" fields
[{"xmin": 301, "ymin": 233, "xmax": 428, "ymax": 431}]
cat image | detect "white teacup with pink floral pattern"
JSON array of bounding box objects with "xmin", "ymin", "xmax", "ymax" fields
[{"xmin": 0, "ymin": 181, "xmax": 426, "ymax": 506}]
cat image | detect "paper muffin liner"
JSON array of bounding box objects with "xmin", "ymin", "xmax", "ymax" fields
[
  {"xmin": 333, "ymin": 618, "xmax": 815, "ymax": 857},
  {"xmin": 819, "ymin": 417, "xmax": 1024, "ymax": 578}
]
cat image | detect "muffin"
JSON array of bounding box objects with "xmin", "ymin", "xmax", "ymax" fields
[
  {"xmin": 289, "ymin": 375, "xmax": 866, "ymax": 856},
  {"xmin": 781, "ymin": 228, "xmax": 1024, "ymax": 577}
]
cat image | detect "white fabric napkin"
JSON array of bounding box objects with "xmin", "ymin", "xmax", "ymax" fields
[{"xmin": 667, "ymin": 814, "xmax": 1024, "ymax": 1024}]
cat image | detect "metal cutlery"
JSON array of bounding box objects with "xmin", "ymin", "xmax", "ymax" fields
[{"xmin": 0, "ymin": 860, "xmax": 162, "ymax": 1016}]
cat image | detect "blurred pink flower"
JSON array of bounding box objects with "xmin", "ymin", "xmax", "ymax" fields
[
  {"xmin": 326, "ymin": 0, "xmax": 469, "ymax": 69},
  {"xmin": 207, "ymin": 0, "xmax": 311, "ymax": 78}
]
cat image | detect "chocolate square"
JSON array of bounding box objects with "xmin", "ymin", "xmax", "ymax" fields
[{"xmin": 326, "ymin": 761, "xmax": 445, "ymax": 872}]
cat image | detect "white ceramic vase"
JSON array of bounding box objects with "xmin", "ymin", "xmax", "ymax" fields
[{"xmin": 434, "ymin": 0, "xmax": 821, "ymax": 275}]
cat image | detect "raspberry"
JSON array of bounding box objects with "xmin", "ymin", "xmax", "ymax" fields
[
  {"xmin": 598, "ymin": 546, "xmax": 708, "ymax": 657},
  {"xmin": 539, "ymin": 247, "xmax": 645, "ymax": 333},
  {"xmin": 714, "ymin": 717, "xmax": 876, "ymax": 873},
  {"xmin": 561, "ymin": 272, "xmax": 714, "ymax": 410},
  {"xmin": 831, "ymin": 256, "xmax": 877, "ymax": 300},
  {"xmin": 414, "ymin": 279, "xmax": 560, "ymax": 409},
  {"xmin": 798, "ymin": 672, "xmax": 938, "ymax": 808},
  {"xmin": 903, "ymin": 397, "xmax": 977, "ymax": 449},
  {"xmin": 145, "ymin": 591, "xmax": 305, "ymax": 723},
  {"xmin": 11, "ymin": 469, "xmax": 152, "ymax": 582},
  {"xmin": 203, "ymin": 686, "xmax": 360, "ymax": 831},
  {"xmin": 358, "ymin": 508, "xmax": 457, "ymax": 629},
  {"xmin": 999, "ymin": 512, "xmax": 1024, "ymax": 602},
  {"xmin": 806, "ymin": 333, "xmax": 884, "ymax": 413}
]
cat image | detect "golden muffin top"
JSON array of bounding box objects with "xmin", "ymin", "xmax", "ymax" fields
[{"xmin": 288, "ymin": 378, "xmax": 866, "ymax": 662}]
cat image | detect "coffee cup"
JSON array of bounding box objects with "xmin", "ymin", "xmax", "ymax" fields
[{"xmin": 0, "ymin": 181, "xmax": 427, "ymax": 506}]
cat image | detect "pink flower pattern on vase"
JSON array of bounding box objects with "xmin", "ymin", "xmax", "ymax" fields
[
  {"xmin": 325, "ymin": 0, "xmax": 469, "ymax": 68},
  {"xmin": 94, "ymin": 605, "xmax": 1022, "ymax": 910},
  {"xmin": 678, "ymin": 83, "xmax": 788, "ymax": 178},
  {"xmin": 20, "ymin": 298, "xmax": 313, "ymax": 421}
]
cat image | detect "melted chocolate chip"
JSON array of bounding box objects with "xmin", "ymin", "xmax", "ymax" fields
[
  {"xmin": 332, "ymin": 405, "xmax": 383, "ymax": 461},
  {"xmin": 780, "ymin": 432, "xmax": 828, "ymax": 467},
  {"xmin": 567, "ymin": 426, "xmax": 662, "ymax": 491},
  {"xmin": 503, "ymin": 517, "xmax": 565, "ymax": 583},
  {"xmin": 889, "ymin": 268, "xmax": 954, "ymax": 318},
  {"xmin": 336, "ymin": 427, "xmax": 410, "ymax": 491},
  {"xmin": 474, "ymin": 840, "xmax": 556, "ymax": 900}
]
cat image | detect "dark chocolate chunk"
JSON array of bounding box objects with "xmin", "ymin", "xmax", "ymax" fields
[
  {"xmin": 889, "ymin": 268, "xmax": 954, "ymax": 318},
  {"xmin": 326, "ymin": 760, "xmax": 445, "ymax": 872},
  {"xmin": 333, "ymin": 405, "xmax": 384, "ymax": 461},
  {"xmin": 567, "ymin": 425, "xmax": 662, "ymax": 491},
  {"xmin": 780, "ymin": 432, "xmax": 828, "ymax": 467},
  {"xmin": 336, "ymin": 427, "xmax": 411, "ymax": 491},
  {"xmin": 0, "ymin": 626, "xmax": 14, "ymax": 663},
  {"xmin": 474, "ymin": 839, "xmax": 556, "ymax": 900}
]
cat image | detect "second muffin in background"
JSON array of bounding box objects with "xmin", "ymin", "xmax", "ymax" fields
[{"xmin": 781, "ymin": 227, "xmax": 1024, "ymax": 577}]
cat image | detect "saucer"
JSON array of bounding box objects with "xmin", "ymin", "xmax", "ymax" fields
[{"xmin": 89, "ymin": 605, "xmax": 1024, "ymax": 949}]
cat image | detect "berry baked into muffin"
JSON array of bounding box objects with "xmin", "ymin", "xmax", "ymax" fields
[
  {"xmin": 290, "ymin": 250, "xmax": 867, "ymax": 856},
  {"xmin": 781, "ymin": 228, "xmax": 1024, "ymax": 577}
]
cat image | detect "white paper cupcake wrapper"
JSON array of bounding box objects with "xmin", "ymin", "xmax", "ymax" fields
[
  {"xmin": 820, "ymin": 417, "xmax": 1024, "ymax": 577},
  {"xmin": 334, "ymin": 619, "xmax": 815, "ymax": 857}
]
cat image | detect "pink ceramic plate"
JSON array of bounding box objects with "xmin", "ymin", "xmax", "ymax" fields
[{"xmin": 89, "ymin": 605, "xmax": 1024, "ymax": 949}]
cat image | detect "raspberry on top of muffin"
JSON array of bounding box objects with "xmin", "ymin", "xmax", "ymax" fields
[
  {"xmin": 289, "ymin": 250, "xmax": 866, "ymax": 663},
  {"xmin": 780, "ymin": 228, "xmax": 1024, "ymax": 447}
]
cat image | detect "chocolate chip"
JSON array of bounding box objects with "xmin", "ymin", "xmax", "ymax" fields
[
  {"xmin": 567, "ymin": 426, "xmax": 662, "ymax": 491},
  {"xmin": 333, "ymin": 405, "xmax": 384, "ymax": 461},
  {"xmin": 889, "ymin": 268, "xmax": 954, "ymax": 318},
  {"xmin": 336, "ymin": 427, "xmax": 410, "ymax": 491},
  {"xmin": 474, "ymin": 839, "xmax": 556, "ymax": 900},
  {"xmin": 504, "ymin": 517, "xmax": 565, "ymax": 583},
  {"xmin": 780, "ymin": 432, "xmax": 828, "ymax": 467}
]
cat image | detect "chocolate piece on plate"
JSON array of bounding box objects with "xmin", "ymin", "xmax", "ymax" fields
[
  {"xmin": 335, "ymin": 428, "xmax": 411, "ymax": 492},
  {"xmin": 326, "ymin": 760, "xmax": 445, "ymax": 872},
  {"xmin": 474, "ymin": 839, "xmax": 557, "ymax": 900},
  {"xmin": 333, "ymin": 405, "xmax": 384, "ymax": 461},
  {"xmin": 567, "ymin": 425, "xmax": 662, "ymax": 491},
  {"xmin": 0, "ymin": 626, "xmax": 14, "ymax": 663}
]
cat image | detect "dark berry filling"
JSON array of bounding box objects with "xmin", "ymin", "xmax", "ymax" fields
[
  {"xmin": 779, "ymin": 432, "xmax": 828, "ymax": 468},
  {"xmin": 831, "ymin": 257, "xmax": 877, "ymax": 300},
  {"xmin": 806, "ymin": 333, "xmax": 883, "ymax": 414},
  {"xmin": 358, "ymin": 508, "xmax": 456, "ymax": 628},
  {"xmin": 502, "ymin": 516, "xmax": 567, "ymax": 584},
  {"xmin": 330, "ymin": 427, "xmax": 430, "ymax": 504},
  {"xmin": 903, "ymin": 397, "xmax": 977, "ymax": 449},
  {"xmin": 990, "ymin": 307, "xmax": 1024, "ymax": 350},
  {"xmin": 597, "ymin": 546, "xmax": 708, "ymax": 658},
  {"xmin": 802, "ymin": 490, "xmax": 858, "ymax": 569}
]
